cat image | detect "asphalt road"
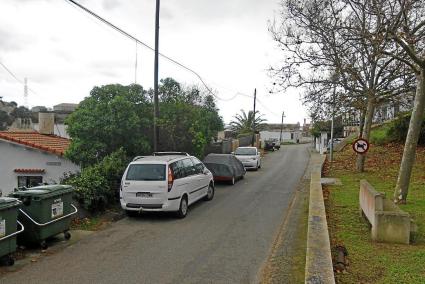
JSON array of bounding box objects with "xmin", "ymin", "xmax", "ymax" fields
[{"xmin": 1, "ymin": 144, "xmax": 310, "ymax": 284}]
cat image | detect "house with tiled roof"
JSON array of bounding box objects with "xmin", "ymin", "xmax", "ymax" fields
[
  {"xmin": 259, "ymin": 122, "xmax": 302, "ymax": 144},
  {"xmin": 0, "ymin": 127, "xmax": 80, "ymax": 196}
]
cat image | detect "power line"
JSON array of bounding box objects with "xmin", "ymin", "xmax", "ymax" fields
[
  {"xmin": 0, "ymin": 61, "xmax": 23, "ymax": 84},
  {"xmin": 64, "ymin": 0, "xmax": 282, "ymax": 116},
  {"xmin": 64, "ymin": 0, "xmax": 229, "ymax": 101},
  {"xmin": 0, "ymin": 60, "xmax": 38, "ymax": 96}
]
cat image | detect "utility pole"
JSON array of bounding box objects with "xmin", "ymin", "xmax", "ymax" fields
[
  {"xmin": 330, "ymin": 85, "xmax": 336, "ymax": 162},
  {"xmin": 134, "ymin": 41, "xmax": 138, "ymax": 84},
  {"xmin": 24, "ymin": 77, "xmax": 28, "ymax": 108},
  {"xmin": 279, "ymin": 111, "xmax": 285, "ymax": 144},
  {"xmin": 153, "ymin": 0, "xmax": 160, "ymax": 152},
  {"xmin": 252, "ymin": 88, "xmax": 257, "ymax": 146}
]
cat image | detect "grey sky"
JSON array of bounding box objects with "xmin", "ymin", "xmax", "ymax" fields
[{"xmin": 0, "ymin": 0, "xmax": 307, "ymax": 124}]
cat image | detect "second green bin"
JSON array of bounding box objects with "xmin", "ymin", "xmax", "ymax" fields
[{"xmin": 10, "ymin": 185, "xmax": 77, "ymax": 249}]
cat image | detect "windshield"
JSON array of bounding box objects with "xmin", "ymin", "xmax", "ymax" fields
[
  {"xmin": 126, "ymin": 164, "xmax": 166, "ymax": 181},
  {"xmin": 234, "ymin": 148, "xmax": 256, "ymax": 155}
]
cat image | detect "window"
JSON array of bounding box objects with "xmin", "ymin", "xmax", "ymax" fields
[
  {"xmin": 126, "ymin": 164, "xmax": 166, "ymax": 181},
  {"xmin": 234, "ymin": 148, "xmax": 257, "ymax": 155},
  {"xmin": 191, "ymin": 157, "xmax": 205, "ymax": 174},
  {"xmin": 181, "ymin": 158, "xmax": 196, "ymax": 177},
  {"xmin": 18, "ymin": 176, "xmax": 43, "ymax": 188},
  {"xmin": 170, "ymin": 160, "xmax": 185, "ymax": 179}
]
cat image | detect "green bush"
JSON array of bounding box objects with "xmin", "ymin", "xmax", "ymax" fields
[
  {"xmin": 370, "ymin": 124, "xmax": 392, "ymax": 145},
  {"xmin": 387, "ymin": 113, "xmax": 425, "ymax": 145},
  {"xmin": 62, "ymin": 148, "xmax": 129, "ymax": 212},
  {"xmin": 66, "ymin": 166, "xmax": 111, "ymax": 212}
]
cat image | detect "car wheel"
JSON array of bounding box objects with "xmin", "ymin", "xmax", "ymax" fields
[
  {"xmin": 64, "ymin": 231, "xmax": 71, "ymax": 240},
  {"xmin": 177, "ymin": 196, "xmax": 188, "ymax": 218},
  {"xmin": 204, "ymin": 184, "xmax": 214, "ymax": 201},
  {"xmin": 40, "ymin": 241, "xmax": 48, "ymax": 250},
  {"xmin": 258, "ymin": 162, "xmax": 261, "ymax": 169},
  {"xmin": 230, "ymin": 176, "xmax": 236, "ymax": 185}
]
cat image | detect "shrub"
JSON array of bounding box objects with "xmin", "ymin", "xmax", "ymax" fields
[
  {"xmin": 387, "ymin": 113, "xmax": 425, "ymax": 145},
  {"xmin": 370, "ymin": 124, "xmax": 392, "ymax": 145},
  {"xmin": 62, "ymin": 148, "xmax": 130, "ymax": 212},
  {"xmin": 66, "ymin": 166, "xmax": 111, "ymax": 212}
]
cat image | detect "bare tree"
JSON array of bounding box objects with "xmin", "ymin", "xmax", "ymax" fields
[
  {"xmin": 379, "ymin": 0, "xmax": 425, "ymax": 203},
  {"xmin": 270, "ymin": 0, "xmax": 415, "ymax": 171}
]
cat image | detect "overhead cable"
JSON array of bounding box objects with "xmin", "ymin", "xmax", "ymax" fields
[
  {"xmin": 65, "ymin": 0, "xmax": 281, "ymax": 116},
  {"xmin": 0, "ymin": 60, "xmax": 38, "ymax": 95},
  {"xmin": 65, "ymin": 0, "xmax": 234, "ymax": 102}
]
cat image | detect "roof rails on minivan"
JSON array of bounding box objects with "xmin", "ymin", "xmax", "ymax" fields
[
  {"xmin": 152, "ymin": 152, "xmax": 190, "ymax": 156},
  {"xmin": 132, "ymin": 156, "xmax": 146, "ymax": 161}
]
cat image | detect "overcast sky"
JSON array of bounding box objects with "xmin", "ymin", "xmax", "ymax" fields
[{"xmin": 0, "ymin": 0, "xmax": 307, "ymax": 124}]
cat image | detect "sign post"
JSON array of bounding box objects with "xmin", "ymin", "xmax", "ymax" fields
[{"xmin": 352, "ymin": 138, "xmax": 370, "ymax": 154}]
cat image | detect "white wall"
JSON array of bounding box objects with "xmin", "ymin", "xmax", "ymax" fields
[
  {"xmin": 260, "ymin": 130, "xmax": 301, "ymax": 142},
  {"xmin": 33, "ymin": 123, "xmax": 70, "ymax": 139},
  {"xmin": 0, "ymin": 140, "xmax": 80, "ymax": 196}
]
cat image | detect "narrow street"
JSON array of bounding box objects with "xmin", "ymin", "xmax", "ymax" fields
[{"xmin": 1, "ymin": 144, "xmax": 310, "ymax": 284}]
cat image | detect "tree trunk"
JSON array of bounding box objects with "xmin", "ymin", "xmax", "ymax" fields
[
  {"xmin": 356, "ymin": 96, "xmax": 376, "ymax": 172},
  {"xmin": 394, "ymin": 70, "xmax": 425, "ymax": 203},
  {"xmin": 359, "ymin": 108, "xmax": 366, "ymax": 138}
]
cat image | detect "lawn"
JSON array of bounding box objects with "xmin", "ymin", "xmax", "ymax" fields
[{"xmin": 324, "ymin": 141, "xmax": 425, "ymax": 283}]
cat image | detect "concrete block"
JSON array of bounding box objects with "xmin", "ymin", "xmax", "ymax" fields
[
  {"xmin": 359, "ymin": 180, "xmax": 384, "ymax": 227},
  {"xmin": 373, "ymin": 211, "xmax": 410, "ymax": 244},
  {"xmin": 359, "ymin": 180, "xmax": 412, "ymax": 244}
]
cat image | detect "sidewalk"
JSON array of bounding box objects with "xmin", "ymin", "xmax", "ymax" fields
[{"xmin": 261, "ymin": 148, "xmax": 314, "ymax": 283}]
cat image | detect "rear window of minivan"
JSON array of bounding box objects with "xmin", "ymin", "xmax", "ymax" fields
[{"xmin": 126, "ymin": 164, "xmax": 166, "ymax": 181}]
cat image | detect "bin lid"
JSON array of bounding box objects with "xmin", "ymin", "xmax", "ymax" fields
[
  {"xmin": 0, "ymin": 197, "xmax": 21, "ymax": 210},
  {"xmin": 10, "ymin": 185, "xmax": 74, "ymax": 199}
]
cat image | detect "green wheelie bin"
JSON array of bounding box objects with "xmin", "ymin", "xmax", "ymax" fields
[
  {"xmin": 10, "ymin": 185, "xmax": 77, "ymax": 249},
  {"xmin": 0, "ymin": 197, "xmax": 24, "ymax": 266}
]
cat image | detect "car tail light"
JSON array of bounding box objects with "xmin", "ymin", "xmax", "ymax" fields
[{"xmin": 168, "ymin": 168, "xmax": 174, "ymax": 192}]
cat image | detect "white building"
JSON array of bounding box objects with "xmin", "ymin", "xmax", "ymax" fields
[
  {"xmin": 0, "ymin": 131, "xmax": 80, "ymax": 196},
  {"xmin": 53, "ymin": 103, "xmax": 79, "ymax": 113},
  {"xmin": 260, "ymin": 123, "xmax": 302, "ymax": 143},
  {"xmin": 32, "ymin": 123, "xmax": 70, "ymax": 139}
]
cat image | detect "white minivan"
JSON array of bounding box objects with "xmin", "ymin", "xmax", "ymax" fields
[{"xmin": 120, "ymin": 153, "xmax": 214, "ymax": 218}]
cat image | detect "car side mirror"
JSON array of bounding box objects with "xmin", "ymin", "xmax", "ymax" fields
[{"xmin": 203, "ymin": 168, "xmax": 209, "ymax": 175}]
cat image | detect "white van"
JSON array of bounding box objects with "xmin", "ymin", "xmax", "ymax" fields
[{"xmin": 120, "ymin": 153, "xmax": 214, "ymax": 218}]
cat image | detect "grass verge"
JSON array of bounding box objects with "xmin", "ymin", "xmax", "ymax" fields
[{"xmin": 324, "ymin": 142, "xmax": 425, "ymax": 283}]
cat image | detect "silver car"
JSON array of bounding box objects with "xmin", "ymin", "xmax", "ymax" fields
[{"xmin": 233, "ymin": 147, "xmax": 262, "ymax": 170}]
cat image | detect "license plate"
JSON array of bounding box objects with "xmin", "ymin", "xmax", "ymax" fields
[{"xmin": 136, "ymin": 192, "xmax": 152, "ymax": 198}]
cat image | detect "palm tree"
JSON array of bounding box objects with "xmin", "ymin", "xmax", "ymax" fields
[{"xmin": 229, "ymin": 110, "xmax": 267, "ymax": 135}]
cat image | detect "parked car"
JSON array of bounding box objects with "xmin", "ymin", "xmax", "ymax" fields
[
  {"xmin": 270, "ymin": 138, "xmax": 281, "ymax": 150},
  {"xmin": 203, "ymin": 154, "xmax": 246, "ymax": 185},
  {"xmin": 264, "ymin": 139, "xmax": 280, "ymax": 151},
  {"xmin": 120, "ymin": 153, "xmax": 214, "ymax": 218},
  {"xmin": 264, "ymin": 141, "xmax": 275, "ymax": 151},
  {"xmin": 233, "ymin": 146, "xmax": 262, "ymax": 170}
]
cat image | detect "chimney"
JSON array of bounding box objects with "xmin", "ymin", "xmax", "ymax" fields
[{"xmin": 38, "ymin": 112, "xmax": 55, "ymax": 135}]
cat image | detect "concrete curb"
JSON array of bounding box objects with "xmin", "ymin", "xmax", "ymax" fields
[{"xmin": 305, "ymin": 154, "xmax": 335, "ymax": 284}]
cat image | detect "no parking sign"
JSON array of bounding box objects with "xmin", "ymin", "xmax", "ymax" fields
[{"xmin": 352, "ymin": 138, "xmax": 370, "ymax": 154}]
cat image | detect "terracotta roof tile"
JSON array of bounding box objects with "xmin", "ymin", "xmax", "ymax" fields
[
  {"xmin": 0, "ymin": 131, "xmax": 70, "ymax": 156},
  {"xmin": 14, "ymin": 168, "xmax": 46, "ymax": 173}
]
